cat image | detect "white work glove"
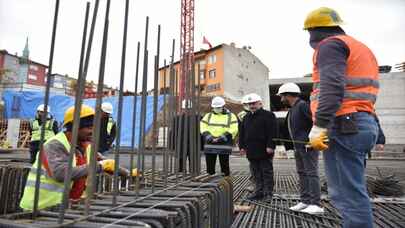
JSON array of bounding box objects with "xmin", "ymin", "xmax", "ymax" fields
[{"xmin": 308, "ymin": 125, "xmax": 329, "ymax": 151}]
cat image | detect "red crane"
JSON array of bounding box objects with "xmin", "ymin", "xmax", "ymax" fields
[{"xmin": 179, "ymin": 0, "xmax": 195, "ymax": 110}]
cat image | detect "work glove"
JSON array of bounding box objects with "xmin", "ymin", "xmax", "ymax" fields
[
  {"xmin": 131, "ymin": 168, "xmax": 142, "ymax": 177},
  {"xmin": 308, "ymin": 126, "xmax": 329, "ymax": 151},
  {"xmin": 99, "ymin": 159, "xmax": 115, "ymax": 173},
  {"xmin": 205, "ymin": 134, "xmax": 214, "ymax": 143},
  {"xmin": 219, "ymin": 135, "xmax": 228, "ymax": 143}
]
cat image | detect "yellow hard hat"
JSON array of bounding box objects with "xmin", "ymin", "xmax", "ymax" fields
[
  {"xmin": 63, "ymin": 104, "xmax": 95, "ymax": 126},
  {"xmin": 304, "ymin": 7, "xmax": 343, "ymax": 30}
]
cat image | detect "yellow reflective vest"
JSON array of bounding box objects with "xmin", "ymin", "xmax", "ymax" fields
[
  {"xmin": 30, "ymin": 119, "xmax": 55, "ymax": 141},
  {"xmin": 20, "ymin": 132, "xmax": 90, "ymax": 210},
  {"xmin": 200, "ymin": 111, "xmax": 238, "ymax": 153}
]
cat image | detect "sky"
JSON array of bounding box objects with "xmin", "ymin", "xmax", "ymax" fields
[{"xmin": 1, "ymin": 0, "xmax": 405, "ymax": 91}]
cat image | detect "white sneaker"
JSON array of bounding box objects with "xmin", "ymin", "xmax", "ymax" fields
[
  {"xmin": 300, "ymin": 205, "xmax": 324, "ymax": 215},
  {"xmin": 289, "ymin": 202, "xmax": 308, "ymax": 211}
]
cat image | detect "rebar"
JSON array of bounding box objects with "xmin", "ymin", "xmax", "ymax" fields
[
  {"xmin": 162, "ymin": 59, "xmax": 168, "ymax": 188},
  {"xmin": 112, "ymin": 0, "xmax": 130, "ymax": 206},
  {"xmin": 130, "ymin": 41, "xmax": 141, "ymax": 190},
  {"xmin": 58, "ymin": 2, "xmax": 91, "ymax": 224},
  {"xmin": 84, "ymin": 0, "xmax": 101, "ymax": 214},
  {"xmin": 33, "ymin": 0, "xmax": 59, "ymax": 217}
]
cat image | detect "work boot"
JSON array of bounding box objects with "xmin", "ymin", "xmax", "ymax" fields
[
  {"xmin": 247, "ymin": 192, "xmax": 264, "ymax": 200},
  {"xmin": 245, "ymin": 185, "xmax": 255, "ymax": 192},
  {"xmin": 300, "ymin": 205, "xmax": 324, "ymax": 214},
  {"xmin": 289, "ymin": 202, "xmax": 308, "ymax": 211},
  {"xmin": 263, "ymin": 192, "xmax": 273, "ymax": 202}
]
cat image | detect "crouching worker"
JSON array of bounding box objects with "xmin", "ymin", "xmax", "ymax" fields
[
  {"xmin": 200, "ymin": 96, "xmax": 238, "ymax": 176},
  {"xmin": 19, "ymin": 105, "xmax": 117, "ymax": 210}
]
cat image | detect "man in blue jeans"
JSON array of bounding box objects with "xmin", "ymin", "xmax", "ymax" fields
[{"xmin": 304, "ymin": 7, "xmax": 379, "ymax": 228}]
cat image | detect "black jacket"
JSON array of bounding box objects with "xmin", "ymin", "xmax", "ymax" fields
[
  {"xmin": 98, "ymin": 116, "xmax": 116, "ymax": 153},
  {"xmin": 285, "ymin": 99, "xmax": 313, "ymax": 151},
  {"xmin": 239, "ymin": 108, "xmax": 277, "ymax": 160}
]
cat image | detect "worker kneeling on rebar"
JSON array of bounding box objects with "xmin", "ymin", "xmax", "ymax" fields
[
  {"xmin": 20, "ymin": 105, "xmax": 116, "ymax": 210},
  {"xmin": 200, "ymin": 96, "xmax": 238, "ymax": 176}
]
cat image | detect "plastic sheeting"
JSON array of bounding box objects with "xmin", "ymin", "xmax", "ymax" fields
[{"xmin": 2, "ymin": 90, "xmax": 164, "ymax": 147}]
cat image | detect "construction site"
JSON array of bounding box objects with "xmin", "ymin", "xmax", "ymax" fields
[{"xmin": 0, "ymin": 0, "xmax": 405, "ymax": 227}]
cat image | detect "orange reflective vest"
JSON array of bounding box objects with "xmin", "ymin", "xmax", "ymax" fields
[{"xmin": 310, "ymin": 35, "xmax": 379, "ymax": 119}]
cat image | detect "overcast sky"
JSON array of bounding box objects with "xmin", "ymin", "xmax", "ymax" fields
[{"xmin": 1, "ymin": 0, "xmax": 404, "ymax": 91}]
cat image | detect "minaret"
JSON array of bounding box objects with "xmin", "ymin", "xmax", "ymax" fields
[{"xmin": 22, "ymin": 37, "xmax": 29, "ymax": 59}]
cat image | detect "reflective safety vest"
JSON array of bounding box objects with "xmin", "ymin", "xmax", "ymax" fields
[
  {"xmin": 30, "ymin": 119, "xmax": 55, "ymax": 141},
  {"xmin": 107, "ymin": 117, "xmax": 115, "ymax": 135},
  {"xmin": 200, "ymin": 111, "xmax": 238, "ymax": 152},
  {"xmin": 237, "ymin": 110, "xmax": 248, "ymax": 122},
  {"xmin": 20, "ymin": 132, "xmax": 90, "ymax": 210},
  {"xmin": 310, "ymin": 35, "xmax": 379, "ymax": 118}
]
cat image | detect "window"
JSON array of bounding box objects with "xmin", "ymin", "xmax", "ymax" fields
[
  {"xmin": 206, "ymin": 83, "xmax": 221, "ymax": 92},
  {"xmin": 29, "ymin": 65, "xmax": 39, "ymax": 71},
  {"xmin": 208, "ymin": 54, "xmax": 216, "ymax": 64},
  {"xmin": 209, "ymin": 69, "xmax": 216, "ymax": 79},
  {"xmin": 28, "ymin": 74, "xmax": 37, "ymax": 81},
  {"xmin": 199, "ymin": 71, "xmax": 205, "ymax": 80}
]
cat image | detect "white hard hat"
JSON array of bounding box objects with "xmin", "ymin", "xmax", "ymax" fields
[
  {"xmin": 211, "ymin": 96, "xmax": 225, "ymax": 108},
  {"xmin": 277, "ymin": 83, "xmax": 301, "ymax": 95},
  {"xmin": 101, "ymin": 102, "xmax": 113, "ymax": 114},
  {"xmin": 245, "ymin": 93, "xmax": 262, "ymax": 103},
  {"xmin": 241, "ymin": 95, "xmax": 250, "ymax": 104},
  {"xmin": 37, "ymin": 104, "xmax": 50, "ymax": 113}
]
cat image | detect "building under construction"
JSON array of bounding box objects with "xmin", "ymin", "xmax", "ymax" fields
[{"xmin": 0, "ymin": 1, "xmax": 405, "ymax": 228}]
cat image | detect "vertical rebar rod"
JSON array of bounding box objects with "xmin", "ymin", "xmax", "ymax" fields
[
  {"xmin": 33, "ymin": 0, "xmax": 59, "ymax": 218},
  {"xmin": 196, "ymin": 62, "xmax": 201, "ymax": 174},
  {"xmin": 168, "ymin": 39, "xmax": 175, "ymax": 174},
  {"xmin": 190, "ymin": 61, "xmax": 196, "ymax": 176},
  {"xmin": 130, "ymin": 41, "xmax": 141, "ymax": 190},
  {"xmin": 162, "ymin": 59, "xmax": 168, "ymax": 187},
  {"xmin": 112, "ymin": 0, "xmax": 129, "ymax": 206},
  {"xmin": 140, "ymin": 16, "xmax": 149, "ymax": 176},
  {"xmin": 85, "ymin": 0, "xmax": 106, "ymax": 216},
  {"xmin": 174, "ymin": 67, "xmax": 180, "ymax": 187},
  {"xmin": 151, "ymin": 55, "xmax": 158, "ymax": 192},
  {"xmin": 151, "ymin": 25, "xmax": 160, "ymax": 192},
  {"xmin": 58, "ymin": 2, "xmax": 90, "ymax": 224}
]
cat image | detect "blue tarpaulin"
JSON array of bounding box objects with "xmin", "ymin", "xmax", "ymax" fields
[{"xmin": 2, "ymin": 90, "xmax": 164, "ymax": 147}]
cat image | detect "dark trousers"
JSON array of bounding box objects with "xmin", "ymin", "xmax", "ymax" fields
[
  {"xmin": 249, "ymin": 158, "xmax": 274, "ymax": 195},
  {"xmin": 29, "ymin": 140, "xmax": 40, "ymax": 164},
  {"xmin": 295, "ymin": 148, "xmax": 321, "ymax": 205},
  {"xmin": 205, "ymin": 153, "xmax": 230, "ymax": 176}
]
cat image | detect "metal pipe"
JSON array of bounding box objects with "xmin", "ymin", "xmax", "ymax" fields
[
  {"xmin": 130, "ymin": 41, "xmax": 141, "ymax": 190},
  {"xmin": 112, "ymin": 0, "xmax": 130, "ymax": 206},
  {"xmin": 33, "ymin": 0, "xmax": 59, "ymax": 218},
  {"xmin": 58, "ymin": 2, "xmax": 90, "ymax": 224},
  {"xmin": 85, "ymin": 0, "xmax": 106, "ymax": 216}
]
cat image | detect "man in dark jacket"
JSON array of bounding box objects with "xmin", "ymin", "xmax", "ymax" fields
[
  {"xmin": 99, "ymin": 102, "xmax": 116, "ymax": 154},
  {"xmin": 239, "ymin": 93, "xmax": 277, "ymax": 200},
  {"xmin": 278, "ymin": 83, "xmax": 323, "ymax": 214}
]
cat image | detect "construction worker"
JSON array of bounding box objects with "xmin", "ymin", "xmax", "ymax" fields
[
  {"xmin": 200, "ymin": 96, "xmax": 238, "ymax": 176},
  {"xmin": 278, "ymin": 83, "xmax": 323, "ymax": 214},
  {"xmin": 305, "ymin": 7, "xmax": 379, "ymax": 227},
  {"xmin": 99, "ymin": 102, "xmax": 116, "ymax": 154},
  {"xmin": 20, "ymin": 105, "xmax": 116, "ymax": 210},
  {"xmin": 29, "ymin": 104, "xmax": 59, "ymax": 163},
  {"xmin": 239, "ymin": 93, "xmax": 277, "ymax": 201}
]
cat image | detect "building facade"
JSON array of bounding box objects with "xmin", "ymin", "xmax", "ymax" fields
[{"xmin": 158, "ymin": 43, "xmax": 270, "ymax": 108}]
